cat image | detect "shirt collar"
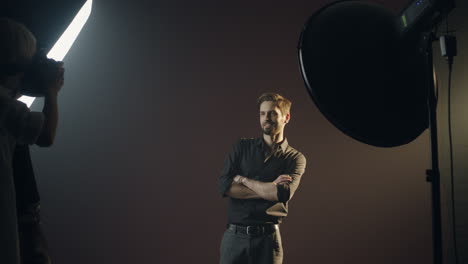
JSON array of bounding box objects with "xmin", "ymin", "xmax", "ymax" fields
[{"xmin": 256, "ymin": 137, "xmax": 289, "ymax": 153}]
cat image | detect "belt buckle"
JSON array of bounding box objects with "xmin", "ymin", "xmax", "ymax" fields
[{"xmin": 246, "ymin": 225, "xmax": 263, "ymax": 235}]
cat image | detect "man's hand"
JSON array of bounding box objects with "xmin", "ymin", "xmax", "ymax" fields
[
  {"xmin": 45, "ymin": 61, "xmax": 65, "ymax": 96},
  {"xmin": 233, "ymin": 175, "xmax": 245, "ymax": 184},
  {"xmin": 273, "ymin": 174, "xmax": 292, "ymax": 185}
]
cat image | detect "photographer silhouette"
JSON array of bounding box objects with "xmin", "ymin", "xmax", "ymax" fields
[{"xmin": 0, "ymin": 17, "xmax": 64, "ymax": 264}]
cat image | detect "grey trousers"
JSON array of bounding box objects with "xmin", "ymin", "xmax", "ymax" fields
[{"xmin": 219, "ymin": 226, "xmax": 283, "ymax": 264}]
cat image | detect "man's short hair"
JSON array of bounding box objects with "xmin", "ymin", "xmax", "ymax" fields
[
  {"xmin": 0, "ymin": 17, "xmax": 36, "ymax": 66},
  {"xmin": 257, "ymin": 92, "xmax": 292, "ymax": 115}
]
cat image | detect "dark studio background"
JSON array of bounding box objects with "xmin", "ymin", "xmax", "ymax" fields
[{"xmin": 23, "ymin": 0, "xmax": 467, "ymax": 263}]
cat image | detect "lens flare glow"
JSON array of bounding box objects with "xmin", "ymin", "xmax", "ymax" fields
[{"xmin": 18, "ymin": 0, "xmax": 93, "ymax": 107}]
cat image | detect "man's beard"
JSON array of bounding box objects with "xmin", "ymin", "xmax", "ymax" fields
[{"xmin": 262, "ymin": 122, "xmax": 276, "ymax": 135}]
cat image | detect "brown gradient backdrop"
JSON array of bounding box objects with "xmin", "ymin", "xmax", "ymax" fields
[{"xmin": 25, "ymin": 0, "xmax": 453, "ymax": 263}]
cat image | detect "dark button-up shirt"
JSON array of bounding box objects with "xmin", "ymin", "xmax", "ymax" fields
[{"xmin": 218, "ymin": 137, "xmax": 306, "ymax": 225}]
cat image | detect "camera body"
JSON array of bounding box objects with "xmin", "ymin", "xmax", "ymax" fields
[{"xmin": 20, "ymin": 50, "xmax": 61, "ymax": 97}]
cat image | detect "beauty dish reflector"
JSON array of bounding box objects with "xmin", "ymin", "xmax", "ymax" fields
[{"xmin": 298, "ymin": 0, "xmax": 428, "ymax": 147}]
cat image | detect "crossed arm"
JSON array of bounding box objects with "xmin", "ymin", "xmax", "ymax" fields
[
  {"xmin": 225, "ymin": 175, "xmax": 292, "ymax": 201},
  {"xmin": 219, "ymin": 140, "xmax": 306, "ymax": 202}
]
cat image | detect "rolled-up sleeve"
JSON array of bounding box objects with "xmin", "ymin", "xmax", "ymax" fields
[
  {"xmin": 277, "ymin": 153, "xmax": 306, "ymax": 203},
  {"xmin": 1, "ymin": 97, "xmax": 44, "ymax": 145},
  {"xmin": 218, "ymin": 139, "xmax": 242, "ymax": 197}
]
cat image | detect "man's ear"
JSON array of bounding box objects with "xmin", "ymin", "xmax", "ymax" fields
[{"xmin": 285, "ymin": 113, "xmax": 291, "ymax": 124}]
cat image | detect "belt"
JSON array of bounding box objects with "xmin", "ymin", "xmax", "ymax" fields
[{"xmin": 227, "ymin": 224, "xmax": 278, "ymax": 236}]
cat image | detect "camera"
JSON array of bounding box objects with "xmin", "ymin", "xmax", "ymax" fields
[{"xmin": 20, "ymin": 49, "xmax": 62, "ymax": 97}]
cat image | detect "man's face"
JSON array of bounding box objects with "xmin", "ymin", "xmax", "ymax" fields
[{"xmin": 259, "ymin": 101, "xmax": 290, "ymax": 136}]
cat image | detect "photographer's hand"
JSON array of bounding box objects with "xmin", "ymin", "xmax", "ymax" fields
[
  {"xmin": 36, "ymin": 62, "xmax": 64, "ymax": 147},
  {"xmin": 46, "ymin": 62, "xmax": 64, "ymax": 95}
]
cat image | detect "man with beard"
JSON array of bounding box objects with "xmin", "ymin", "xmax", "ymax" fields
[{"xmin": 218, "ymin": 92, "xmax": 306, "ymax": 264}]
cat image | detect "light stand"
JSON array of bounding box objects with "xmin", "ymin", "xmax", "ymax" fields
[
  {"xmin": 422, "ymin": 31, "xmax": 443, "ymax": 264},
  {"xmin": 298, "ymin": 0, "xmax": 456, "ymax": 263}
]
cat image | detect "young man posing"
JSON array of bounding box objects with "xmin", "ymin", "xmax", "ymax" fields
[{"xmin": 218, "ymin": 93, "xmax": 306, "ymax": 264}]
